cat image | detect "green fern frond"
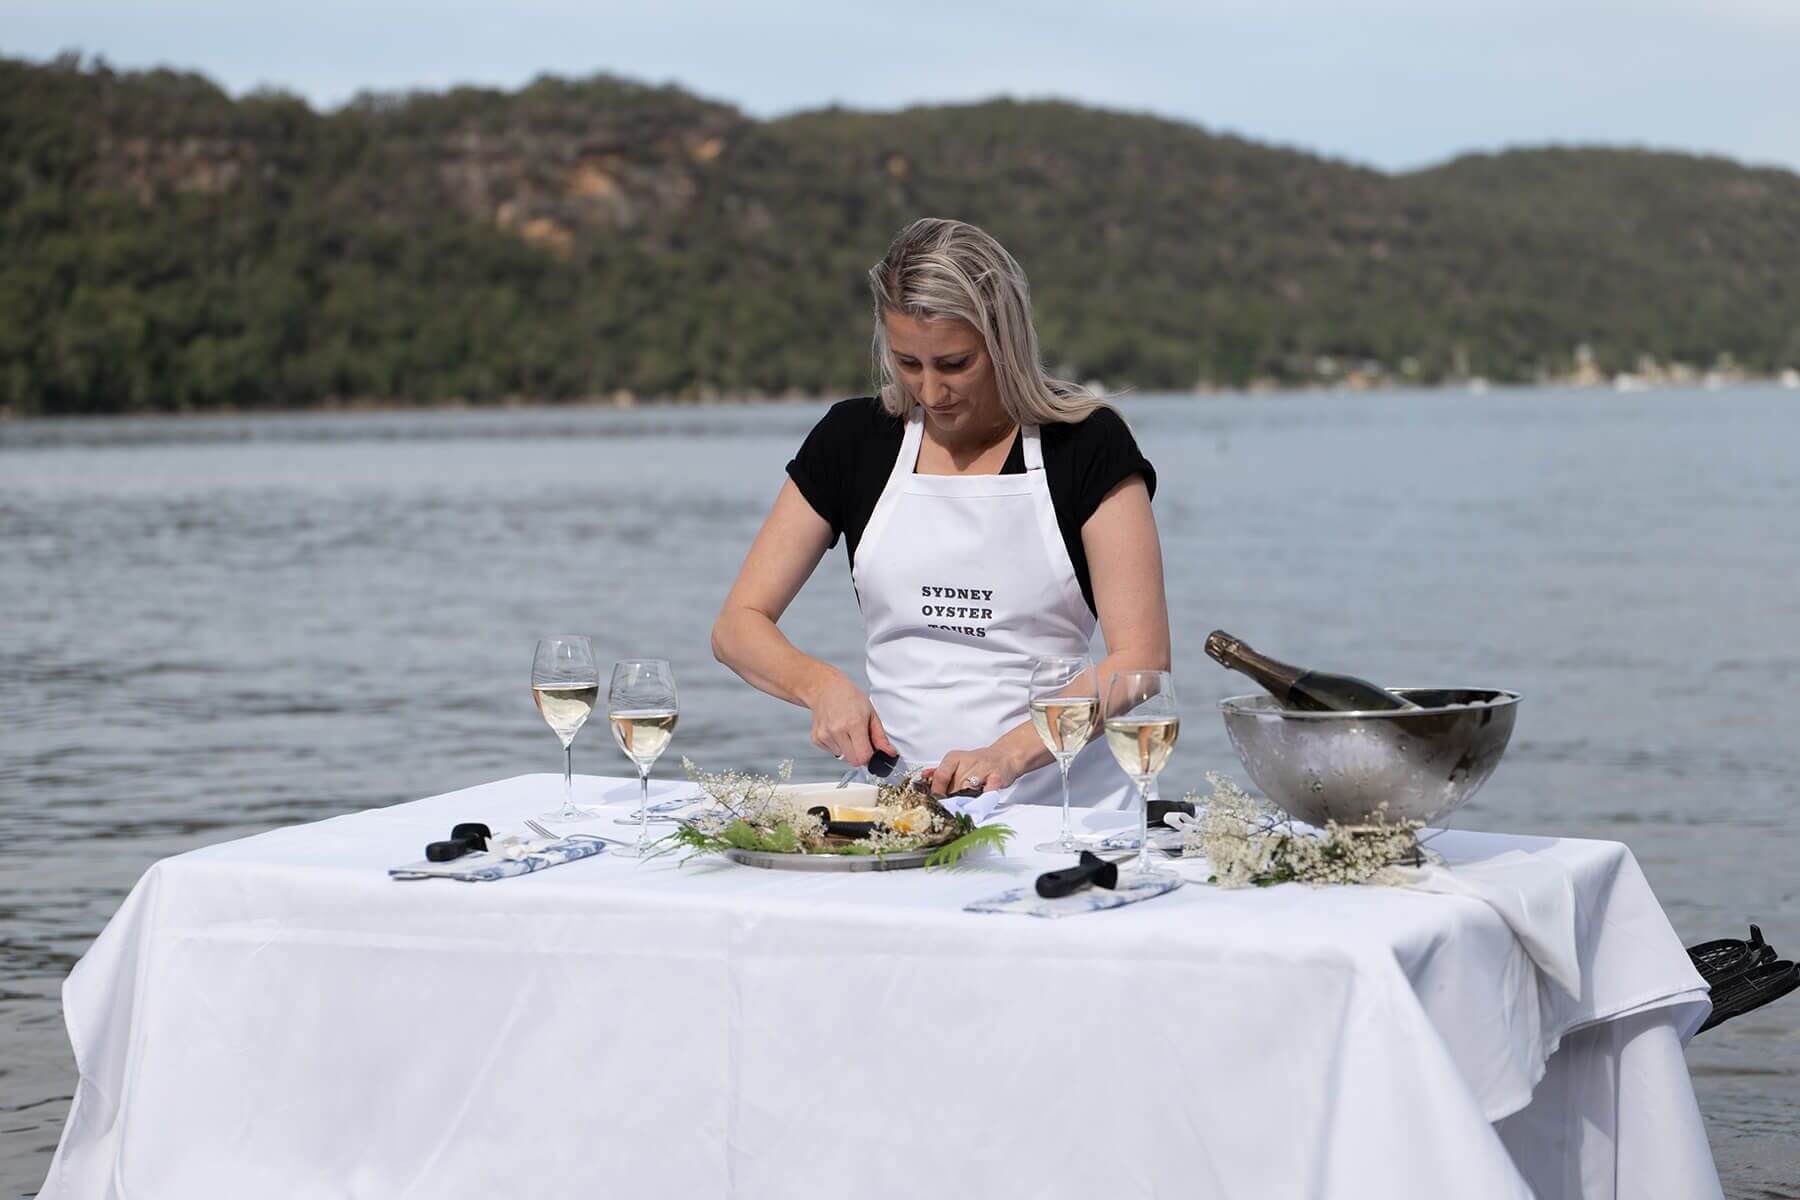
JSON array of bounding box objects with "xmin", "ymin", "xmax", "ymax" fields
[{"xmin": 924, "ymin": 823, "xmax": 1013, "ymax": 869}]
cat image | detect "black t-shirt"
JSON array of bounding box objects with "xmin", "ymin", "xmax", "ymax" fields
[{"xmin": 785, "ymin": 397, "xmax": 1156, "ymax": 615}]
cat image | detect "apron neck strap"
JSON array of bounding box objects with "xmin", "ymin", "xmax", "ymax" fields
[
  {"xmin": 1020, "ymin": 424, "xmax": 1044, "ymax": 471},
  {"xmin": 902, "ymin": 412, "xmax": 1042, "ymax": 472},
  {"xmin": 900, "ymin": 409, "xmax": 926, "ymax": 461}
]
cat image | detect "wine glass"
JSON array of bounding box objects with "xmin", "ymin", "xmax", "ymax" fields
[
  {"xmin": 1103, "ymin": 670, "xmax": 1180, "ymax": 882},
  {"xmin": 607, "ymin": 659, "xmax": 678, "ymax": 858},
  {"xmin": 1029, "ymin": 655, "xmax": 1101, "ymax": 854},
  {"xmin": 532, "ymin": 636, "xmax": 600, "ymax": 823}
]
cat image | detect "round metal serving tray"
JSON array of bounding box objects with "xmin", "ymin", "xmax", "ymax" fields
[{"xmin": 720, "ymin": 846, "xmax": 934, "ymax": 872}]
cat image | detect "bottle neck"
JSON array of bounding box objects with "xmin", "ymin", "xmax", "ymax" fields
[{"xmin": 1205, "ymin": 632, "xmax": 1304, "ymax": 698}]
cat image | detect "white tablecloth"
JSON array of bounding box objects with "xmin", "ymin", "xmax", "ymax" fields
[{"xmin": 41, "ymin": 773, "xmax": 1720, "ymax": 1199}]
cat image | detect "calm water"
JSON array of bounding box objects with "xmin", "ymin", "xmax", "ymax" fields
[{"xmin": 3, "ymin": 388, "xmax": 1797, "ymax": 1197}]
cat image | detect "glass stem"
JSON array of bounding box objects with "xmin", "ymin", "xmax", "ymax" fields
[
  {"xmin": 562, "ymin": 743, "xmax": 576, "ymax": 817},
  {"xmin": 1135, "ymin": 776, "xmax": 1153, "ymax": 875},
  {"xmin": 1057, "ymin": 757, "xmax": 1073, "ymax": 846},
  {"xmin": 637, "ymin": 765, "xmax": 650, "ymax": 848}
]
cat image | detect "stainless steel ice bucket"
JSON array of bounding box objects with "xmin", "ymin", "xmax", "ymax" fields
[{"xmin": 1217, "ymin": 688, "xmax": 1521, "ymax": 827}]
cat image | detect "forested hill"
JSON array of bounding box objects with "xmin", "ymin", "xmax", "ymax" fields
[{"xmin": 5, "ymin": 53, "xmax": 1799, "ymax": 415}]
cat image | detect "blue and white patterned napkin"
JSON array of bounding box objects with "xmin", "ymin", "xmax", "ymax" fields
[
  {"xmin": 389, "ymin": 836, "xmax": 607, "ymax": 882},
  {"xmin": 965, "ymin": 874, "xmax": 1183, "ymax": 918},
  {"xmin": 1081, "ymin": 828, "xmax": 1184, "ymax": 854}
]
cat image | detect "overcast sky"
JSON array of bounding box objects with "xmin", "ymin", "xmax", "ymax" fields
[{"xmin": 6, "ymin": 0, "xmax": 1797, "ymax": 174}]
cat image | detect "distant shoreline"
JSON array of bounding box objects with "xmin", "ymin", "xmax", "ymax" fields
[
  {"xmin": 6, "ymin": 372, "xmax": 1799, "ymax": 423},
  {"xmin": 0, "ymin": 392, "xmax": 821, "ymax": 422}
]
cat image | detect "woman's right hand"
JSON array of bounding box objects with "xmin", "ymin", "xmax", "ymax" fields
[{"xmin": 805, "ymin": 668, "xmax": 897, "ymax": 768}]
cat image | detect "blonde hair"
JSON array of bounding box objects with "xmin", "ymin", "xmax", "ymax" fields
[{"xmin": 869, "ymin": 218, "xmax": 1106, "ymax": 425}]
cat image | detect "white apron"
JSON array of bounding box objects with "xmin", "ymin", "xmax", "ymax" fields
[{"xmin": 852, "ymin": 412, "xmax": 1133, "ymax": 816}]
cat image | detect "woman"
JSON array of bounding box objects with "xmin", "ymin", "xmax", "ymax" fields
[{"xmin": 711, "ymin": 218, "xmax": 1170, "ymax": 813}]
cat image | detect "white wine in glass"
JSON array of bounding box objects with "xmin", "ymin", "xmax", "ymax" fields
[
  {"xmin": 1103, "ymin": 715, "xmax": 1179, "ymax": 778},
  {"xmin": 536, "ymin": 684, "xmax": 600, "ymax": 744},
  {"xmin": 1028, "ymin": 655, "xmax": 1100, "ymax": 854},
  {"xmin": 1103, "ymin": 669, "xmax": 1180, "ymax": 882},
  {"xmin": 610, "ymin": 709, "xmax": 679, "ymax": 767},
  {"xmin": 532, "ymin": 636, "xmax": 600, "ymax": 823},
  {"xmin": 608, "ymin": 659, "xmax": 678, "ymax": 857}
]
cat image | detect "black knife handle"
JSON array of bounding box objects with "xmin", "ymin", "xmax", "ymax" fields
[
  {"xmin": 1035, "ymin": 851, "xmax": 1121, "ymax": 899},
  {"xmin": 450, "ymin": 822, "xmax": 492, "ymax": 849},
  {"xmin": 867, "ymin": 750, "xmax": 898, "ymax": 778},
  {"xmin": 426, "ymin": 839, "xmax": 474, "ymax": 863},
  {"xmin": 806, "ymin": 806, "xmax": 876, "ymax": 839}
]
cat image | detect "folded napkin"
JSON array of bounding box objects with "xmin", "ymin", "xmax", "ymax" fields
[
  {"xmin": 389, "ymin": 835, "xmax": 607, "ymax": 882},
  {"xmin": 1157, "ymin": 848, "xmax": 1581, "ymax": 996},
  {"xmin": 966, "ymin": 874, "xmax": 1182, "ymax": 918},
  {"xmin": 1389, "ymin": 850, "xmax": 1581, "ymax": 996}
]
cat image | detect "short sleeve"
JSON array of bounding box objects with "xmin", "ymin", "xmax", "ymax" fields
[
  {"xmin": 786, "ymin": 397, "xmax": 897, "ymax": 549},
  {"xmin": 786, "ymin": 410, "xmax": 850, "ymax": 542},
  {"xmin": 1062, "ymin": 406, "xmax": 1156, "ymax": 527}
]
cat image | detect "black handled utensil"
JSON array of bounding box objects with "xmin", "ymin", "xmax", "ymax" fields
[
  {"xmin": 805, "ymin": 806, "xmax": 877, "ymax": 839},
  {"xmin": 837, "ymin": 749, "xmax": 905, "ymax": 789},
  {"xmin": 450, "ymin": 822, "xmax": 492, "ymax": 846},
  {"xmin": 1035, "ymin": 851, "xmax": 1131, "ymax": 899},
  {"xmin": 425, "ymin": 822, "xmax": 493, "ymax": 862}
]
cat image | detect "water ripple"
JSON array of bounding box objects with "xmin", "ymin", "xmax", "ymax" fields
[{"xmin": 2, "ymin": 388, "xmax": 1797, "ymax": 1196}]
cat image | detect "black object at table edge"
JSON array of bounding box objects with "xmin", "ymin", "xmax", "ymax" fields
[{"xmin": 1687, "ymin": 924, "xmax": 1798, "ymax": 1034}]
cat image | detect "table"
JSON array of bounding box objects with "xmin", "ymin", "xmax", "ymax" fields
[{"xmin": 40, "ymin": 774, "xmax": 1720, "ymax": 1199}]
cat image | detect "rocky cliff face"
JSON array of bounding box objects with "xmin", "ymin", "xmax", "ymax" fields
[
  {"xmin": 30, "ymin": 62, "xmax": 744, "ymax": 249},
  {"xmin": 94, "ymin": 133, "xmax": 260, "ymax": 199},
  {"xmin": 427, "ymin": 110, "xmax": 745, "ymax": 253}
]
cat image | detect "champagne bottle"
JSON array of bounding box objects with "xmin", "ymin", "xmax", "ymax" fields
[{"xmin": 1204, "ymin": 631, "xmax": 1417, "ymax": 712}]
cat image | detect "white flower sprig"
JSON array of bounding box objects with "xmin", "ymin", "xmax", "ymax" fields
[
  {"xmin": 1178, "ymin": 771, "xmax": 1424, "ymax": 889},
  {"xmin": 681, "ymin": 757, "xmax": 825, "ymax": 842}
]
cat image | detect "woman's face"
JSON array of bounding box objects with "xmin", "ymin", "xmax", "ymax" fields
[{"xmin": 883, "ymin": 311, "xmax": 1005, "ymax": 440}]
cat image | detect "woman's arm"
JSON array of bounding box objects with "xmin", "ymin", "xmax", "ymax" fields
[
  {"xmin": 928, "ymin": 473, "xmax": 1170, "ymax": 797},
  {"xmin": 1084, "ymin": 474, "xmax": 1173, "ymax": 687},
  {"xmin": 711, "ymin": 480, "xmax": 897, "ymax": 767}
]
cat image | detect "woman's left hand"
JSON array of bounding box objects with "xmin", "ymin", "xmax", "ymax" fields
[{"xmin": 926, "ymin": 744, "xmax": 1021, "ymax": 799}]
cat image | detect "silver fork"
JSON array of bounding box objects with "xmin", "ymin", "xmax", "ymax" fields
[{"xmin": 524, "ymin": 818, "xmax": 630, "ymax": 848}]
